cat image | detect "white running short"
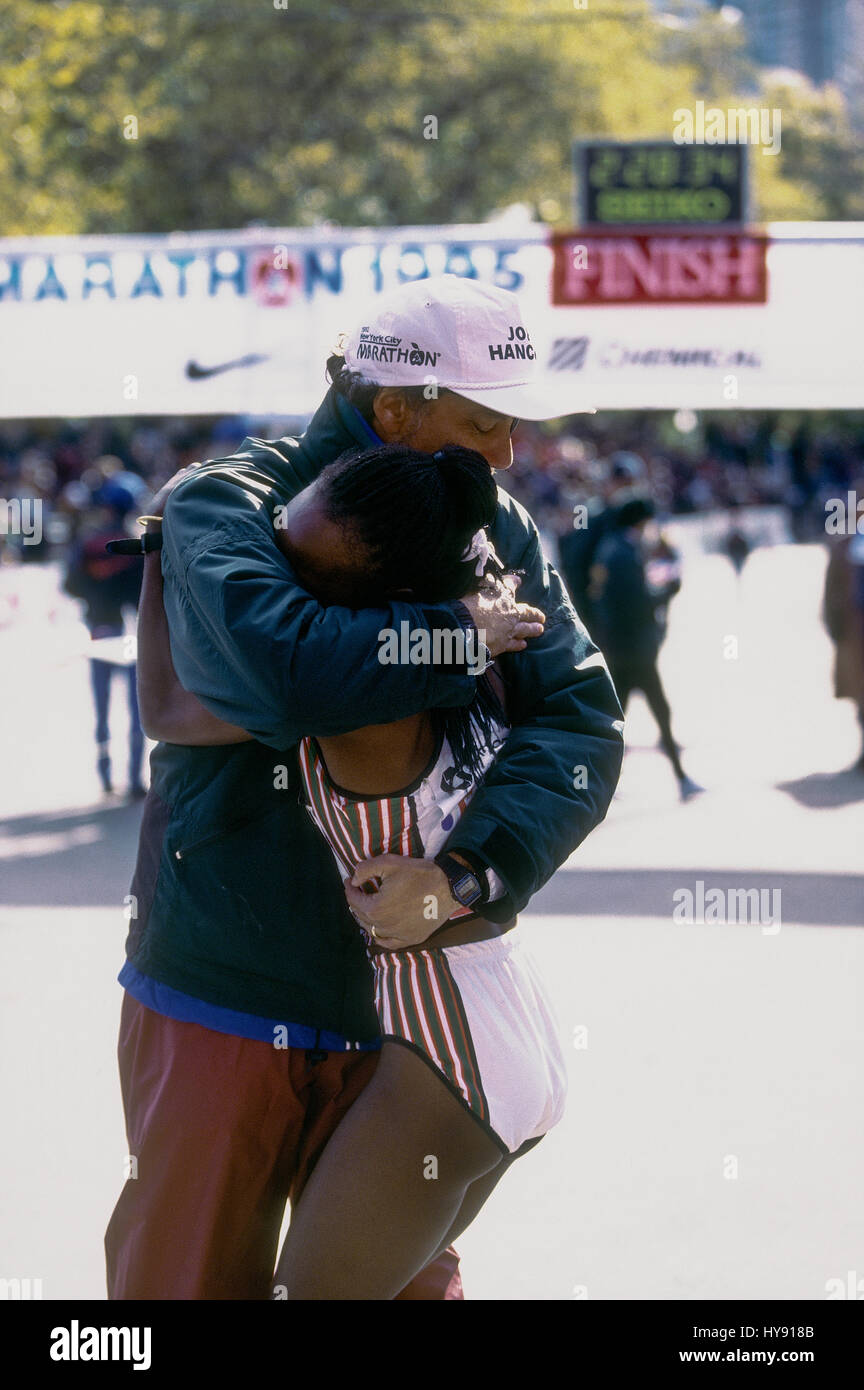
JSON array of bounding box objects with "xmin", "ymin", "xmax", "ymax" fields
[{"xmin": 371, "ymin": 926, "xmax": 568, "ymax": 1155}]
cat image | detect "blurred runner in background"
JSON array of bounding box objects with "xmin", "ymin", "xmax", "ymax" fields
[
  {"xmin": 589, "ymin": 495, "xmax": 702, "ymax": 801},
  {"xmin": 63, "ymin": 477, "xmax": 146, "ymax": 797},
  {"xmin": 558, "ymin": 451, "xmax": 645, "ymax": 632},
  {"xmin": 723, "ymin": 501, "xmax": 752, "ymax": 576}
]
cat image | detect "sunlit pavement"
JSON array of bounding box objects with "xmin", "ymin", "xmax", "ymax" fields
[{"xmin": 1, "ymin": 542, "xmax": 862, "ymax": 1300}]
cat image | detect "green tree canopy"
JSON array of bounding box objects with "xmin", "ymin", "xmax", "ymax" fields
[{"xmin": 0, "ymin": 0, "xmax": 861, "ymax": 234}]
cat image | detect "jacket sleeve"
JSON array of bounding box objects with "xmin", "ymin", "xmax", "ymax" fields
[
  {"xmin": 161, "ymin": 468, "xmax": 476, "ymax": 749},
  {"xmin": 447, "ymin": 496, "xmax": 624, "ymax": 919}
]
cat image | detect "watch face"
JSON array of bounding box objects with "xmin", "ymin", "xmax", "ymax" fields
[{"xmin": 452, "ymin": 871, "xmax": 482, "ymax": 907}]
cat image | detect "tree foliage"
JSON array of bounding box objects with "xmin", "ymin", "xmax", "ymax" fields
[{"xmin": 0, "ymin": 0, "xmax": 860, "ymax": 234}]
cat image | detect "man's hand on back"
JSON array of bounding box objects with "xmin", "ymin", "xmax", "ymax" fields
[
  {"xmin": 461, "ymin": 575, "xmax": 545, "ymax": 657},
  {"xmin": 148, "ymin": 462, "xmax": 203, "ymax": 518}
]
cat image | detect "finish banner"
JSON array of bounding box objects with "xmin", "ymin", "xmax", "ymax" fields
[
  {"xmin": 551, "ymin": 231, "xmax": 768, "ymax": 305},
  {"xmin": 0, "ymin": 224, "xmax": 860, "ymax": 416}
]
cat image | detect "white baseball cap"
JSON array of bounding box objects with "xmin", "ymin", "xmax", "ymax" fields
[{"xmin": 342, "ymin": 274, "xmax": 592, "ymax": 421}]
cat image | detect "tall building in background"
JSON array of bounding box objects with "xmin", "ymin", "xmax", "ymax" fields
[
  {"xmin": 709, "ymin": 0, "xmax": 864, "ymax": 101},
  {"xmin": 730, "ymin": 0, "xmax": 846, "ymax": 85}
]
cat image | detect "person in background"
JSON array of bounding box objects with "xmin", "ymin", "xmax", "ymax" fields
[
  {"xmin": 822, "ymin": 490, "xmax": 864, "ymax": 773},
  {"xmin": 558, "ymin": 451, "xmax": 645, "ymax": 632},
  {"xmin": 723, "ymin": 502, "xmax": 751, "ymax": 576},
  {"xmin": 590, "ymin": 496, "xmax": 702, "ymax": 801},
  {"xmin": 63, "ymin": 479, "xmax": 146, "ymax": 797},
  {"xmin": 643, "ymin": 526, "xmax": 683, "ymax": 644}
]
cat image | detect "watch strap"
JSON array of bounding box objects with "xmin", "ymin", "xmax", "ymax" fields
[
  {"xmin": 434, "ymin": 850, "xmax": 489, "ymax": 908},
  {"xmin": 105, "ymin": 532, "xmax": 163, "ymax": 556}
]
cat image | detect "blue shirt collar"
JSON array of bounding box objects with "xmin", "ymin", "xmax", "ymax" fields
[{"xmin": 349, "ymin": 402, "xmax": 383, "ymax": 446}]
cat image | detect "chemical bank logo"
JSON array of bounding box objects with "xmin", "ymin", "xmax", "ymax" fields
[{"xmin": 548, "ymin": 337, "xmax": 589, "ymax": 372}]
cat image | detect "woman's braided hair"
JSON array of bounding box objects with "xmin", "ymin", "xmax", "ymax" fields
[
  {"xmin": 317, "ymin": 441, "xmax": 508, "ymax": 780},
  {"xmin": 319, "ymin": 442, "xmax": 499, "ymax": 603}
]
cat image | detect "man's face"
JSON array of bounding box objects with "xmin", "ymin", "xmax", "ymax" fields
[{"xmin": 378, "ymin": 390, "xmax": 516, "ymax": 472}]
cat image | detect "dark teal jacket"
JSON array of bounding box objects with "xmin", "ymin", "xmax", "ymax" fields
[{"xmin": 125, "ymin": 389, "xmax": 623, "ymax": 1040}]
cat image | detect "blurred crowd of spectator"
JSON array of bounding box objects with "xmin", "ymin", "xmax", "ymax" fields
[
  {"xmin": 1, "ymin": 411, "xmax": 863, "ymax": 566},
  {"xmin": 3, "ymin": 408, "xmax": 863, "ymax": 778},
  {"xmin": 503, "ymin": 414, "xmax": 864, "ymax": 546},
  {"xmin": 0, "ymin": 417, "xmax": 249, "ymax": 562}
]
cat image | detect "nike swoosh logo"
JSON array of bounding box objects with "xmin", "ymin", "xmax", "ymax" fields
[{"xmin": 185, "ymin": 353, "xmax": 269, "ymax": 380}]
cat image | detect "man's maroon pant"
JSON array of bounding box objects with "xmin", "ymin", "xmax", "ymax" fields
[{"xmin": 105, "ymin": 993, "xmax": 463, "ymax": 1300}]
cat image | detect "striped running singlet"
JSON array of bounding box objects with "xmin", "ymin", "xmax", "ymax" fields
[{"xmin": 297, "ymin": 716, "xmax": 507, "ymax": 924}]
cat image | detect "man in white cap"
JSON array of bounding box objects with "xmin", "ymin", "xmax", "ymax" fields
[
  {"xmin": 337, "ymin": 272, "xmax": 586, "ymax": 452},
  {"xmin": 105, "ymin": 275, "xmax": 624, "ymax": 1301}
]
